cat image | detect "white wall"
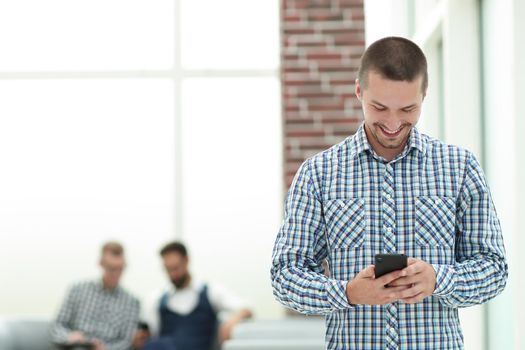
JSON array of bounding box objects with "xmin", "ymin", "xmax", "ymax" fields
[
  {"xmin": 482, "ymin": 0, "xmax": 525, "ymax": 349},
  {"xmin": 513, "ymin": 1, "xmax": 525, "ymax": 348},
  {"xmin": 364, "ymin": 0, "xmax": 411, "ymax": 44}
]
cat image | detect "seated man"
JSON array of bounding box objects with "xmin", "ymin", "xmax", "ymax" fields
[
  {"xmin": 134, "ymin": 241, "xmax": 252, "ymax": 350},
  {"xmin": 50, "ymin": 241, "xmax": 140, "ymax": 350}
]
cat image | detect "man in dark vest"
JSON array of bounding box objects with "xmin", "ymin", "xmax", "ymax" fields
[{"xmin": 134, "ymin": 241, "xmax": 252, "ymax": 350}]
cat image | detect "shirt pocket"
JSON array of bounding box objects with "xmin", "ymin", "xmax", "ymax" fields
[
  {"xmin": 324, "ymin": 198, "xmax": 366, "ymax": 249},
  {"xmin": 415, "ymin": 196, "xmax": 456, "ymax": 247}
]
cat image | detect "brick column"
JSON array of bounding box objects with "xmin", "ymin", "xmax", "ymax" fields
[{"xmin": 281, "ymin": 0, "xmax": 366, "ymax": 189}]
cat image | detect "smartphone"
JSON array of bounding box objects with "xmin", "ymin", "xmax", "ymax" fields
[
  {"xmin": 374, "ymin": 253, "xmax": 407, "ymax": 278},
  {"xmin": 138, "ymin": 321, "xmax": 150, "ymax": 332}
]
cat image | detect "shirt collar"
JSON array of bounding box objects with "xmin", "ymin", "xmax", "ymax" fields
[
  {"xmin": 407, "ymin": 126, "xmax": 426, "ymax": 155},
  {"xmin": 97, "ymin": 278, "xmax": 120, "ymax": 294},
  {"xmin": 169, "ymin": 278, "xmax": 201, "ymax": 294},
  {"xmin": 349, "ymin": 123, "xmax": 371, "ymax": 158},
  {"xmin": 349, "ymin": 123, "xmax": 427, "ymax": 160}
]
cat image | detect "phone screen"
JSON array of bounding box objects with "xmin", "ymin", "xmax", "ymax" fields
[{"xmin": 374, "ymin": 253, "xmax": 407, "ymax": 278}]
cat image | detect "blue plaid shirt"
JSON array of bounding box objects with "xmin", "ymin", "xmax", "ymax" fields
[{"xmin": 271, "ymin": 124, "xmax": 507, "ymax": 349}]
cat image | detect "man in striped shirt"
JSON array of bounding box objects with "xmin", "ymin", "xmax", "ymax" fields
[
  {"xmin": 271, "ymin": 37, "xmax": 507, "ymax": 349},
  {"xmin": 50, "ymin": 241, "xmax": 140, "ymax": 350}
]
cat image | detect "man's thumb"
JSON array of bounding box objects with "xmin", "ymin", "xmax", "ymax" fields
[{"xmin": 360, "ymin": 264, "xmax": 375, "ymax": 278}]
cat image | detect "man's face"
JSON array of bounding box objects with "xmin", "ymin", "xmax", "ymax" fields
[
  {"xmin": 100, "ymin": 254, "xmax": 125, "ymax": 289},
  {"xmin": 163, "ymin": 252, "xmax": 189, "ymax": 289},
  {"xmin": 356, "ymin": 71, "xmax": 425, "ymax": 159}
]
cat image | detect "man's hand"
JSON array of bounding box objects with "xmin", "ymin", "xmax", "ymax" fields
[
  {"xmin": 67, "ymin": 331, "xmax": 86, "ymax": 343},
  {"xmin": 387, "ymin": 257, "xmax": 437, "ymax": 304},
  {"xmin": 346, "ymin": 265, "xmax": 411, "ymax": 305},
  {"xmin": 219, "ymin": 321, "xmax": 235, "ymax": 343},
  {"xmin": 219, "ymin": 309, "xmax": 252, "ymax": 343},
  {"xmin": 92, "ymin": 339, "xmax": 106, "ymax": 350},
  {"xmin": 132, "ymin": 329, "xmax": 150, "ymax": 349}
]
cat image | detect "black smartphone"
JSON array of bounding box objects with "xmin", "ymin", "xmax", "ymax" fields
[
  {"xmin": 138, "ymin": 321, "xmax": 150, "ymax": 332},
  {"xmin": 374, "ymin": 253, "xmax": 407, "ymax": 278}
]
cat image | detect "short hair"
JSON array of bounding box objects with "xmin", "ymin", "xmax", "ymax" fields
[
  {"xmin": 160, "ymin": 241, "xmax": 188, "ymax": 258},
  {"xmin": 101, "ymin": 241, "xmax": 124, "ymax": 257},
  {"xmin": 357, "ymin": 36, "xmax": 428, "ymax": 92}
]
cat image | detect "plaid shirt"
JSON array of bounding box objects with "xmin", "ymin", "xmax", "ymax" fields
[
  {"xmin": 271, "ymin": 124, "xmax": 507, "ymax": 350},
  {"xmin": 50, "ymin": 280, "xmax": 140, "ymax": 350}
]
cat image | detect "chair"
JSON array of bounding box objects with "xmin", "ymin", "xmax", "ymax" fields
[
  {"xmin": 231, "ymin": 319, "xmax": 325, "ymax": 340},
  {"xmin": 224, "ymin": 318, "xmax": 326, "ymax": 350},
  {"xmin": 222, "ymin": 339, "xmax": 325, "ymax": 350},
  {"xmin": 0, "ymin": 317, "xmax": 52, "ymax": 350}
]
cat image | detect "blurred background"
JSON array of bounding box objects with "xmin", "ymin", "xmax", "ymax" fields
[{"xmin": 0, "ymin": 0, "xmax": 523, "ymax": 349}]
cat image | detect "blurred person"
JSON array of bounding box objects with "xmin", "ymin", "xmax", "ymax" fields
[
  {"xmin": 50, "ymin": 241, "xmax": 140, "ymax": 350},
  {"xmin": 133, "ymin": 241, "xmax": 252, "ymax": 350},
  {"xmin": 271, "ymin": 36, "xmax": 508, "ymax": 349}
]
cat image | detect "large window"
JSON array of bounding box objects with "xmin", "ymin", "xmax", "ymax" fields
[{"xmin": 0, "ymin": 0, "xmax": 282, "ymax": 318}]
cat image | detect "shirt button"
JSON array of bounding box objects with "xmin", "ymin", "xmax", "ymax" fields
[
  {"xmin": 385, "ymin": 194, "xmax": 392, "ymax": 200},
  {"xmin": 386, "ymin": 227, "xmax": 393, "ymax": 234}
]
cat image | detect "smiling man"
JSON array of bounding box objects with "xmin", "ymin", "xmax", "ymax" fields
[
  {"xmin": 51, "ymin": 242, "xmax": 140, "ymax": 350},
  {"xmin": 271, "ymin": 37, "xmax": 507, "ymax": 349}
]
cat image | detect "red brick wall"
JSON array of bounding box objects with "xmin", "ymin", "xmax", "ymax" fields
[{"xmin": 281, "ymin": 0, "xmax": 366, "ymax": 188}]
